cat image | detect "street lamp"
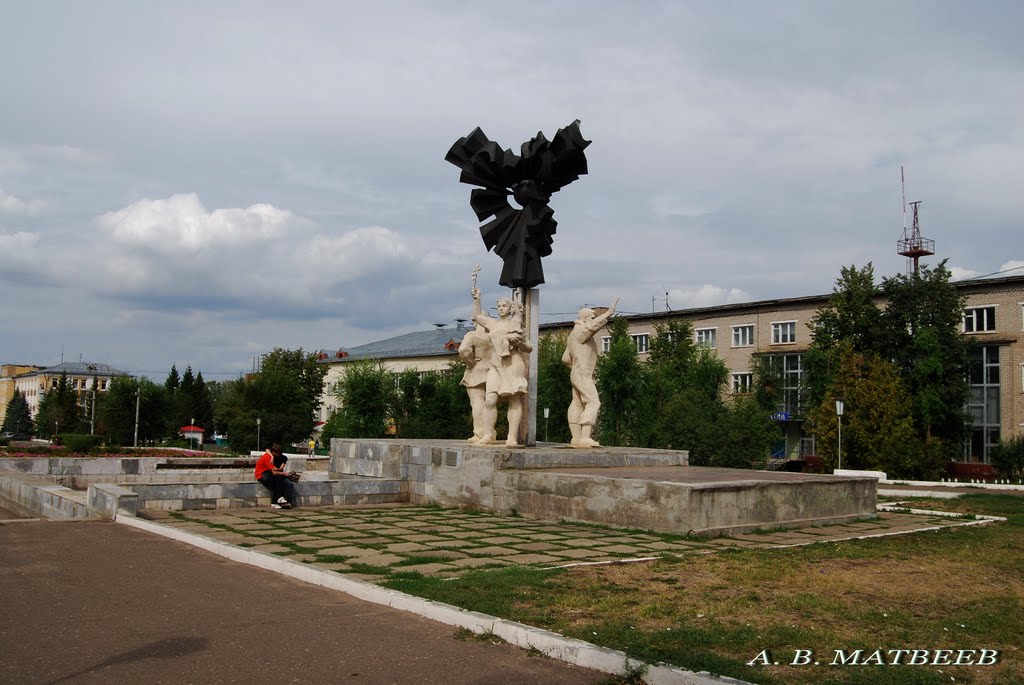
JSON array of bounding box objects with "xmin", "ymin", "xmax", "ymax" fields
[
  {"xmin": 835, "ymin": 397, "xmax": 845, "ymax": 471},
  {"xmin": 543, "ymin": 407, "xmax": 550, "ymax": 443},
  {"xmin": 256, "ymin": 417, "xmax": 261, "ymax": 453}
]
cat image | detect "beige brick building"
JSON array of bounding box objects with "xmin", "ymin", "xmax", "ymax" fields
[{"xmin": 542, "ymin": 274, "xmax": 1024, "ymax": 465}]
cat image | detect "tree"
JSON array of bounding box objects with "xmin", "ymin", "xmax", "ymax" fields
[
  {"xmin": 97, "ymin": 376, "xmax": 169, "ymax": 446},
  {"xmin": 808, "ymin": 345, "xmax": 922, "ymax": 478},
  {"xmin": 1, "ymin": 389, "xmax": 33, "ymax": 435},
  {"xmin": 880, "ymin": 261, "xmax": 970, "ymax": 449},
  {"xmin": 221, "ymin": 377, "xmax": 302, "ymax": 454},
  {"xmin": 535, "ymin": 331, "xmax": 572, "ymax": 443},
  {"xmin": 325, "ymin": 361, "xmax": 396, "ymax": 439},
  {"xmin": 259, "ymin": 348, "xmax": 329, "ymax": 432},
  {"xmin": 164, "ymin": 365, "xmax": 180, "ymax": 393},
  {"xmin": 595, "ymin": 318, "xmax": 647, "ymax": 446},
  {"xmin": 35, "ymin": 372, "xmax": 84, "ymax": 437}
]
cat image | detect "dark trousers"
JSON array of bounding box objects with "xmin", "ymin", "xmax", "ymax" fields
[{"xmin": 258, "ymin": 473, "xmax": 294, "ymax": 504}]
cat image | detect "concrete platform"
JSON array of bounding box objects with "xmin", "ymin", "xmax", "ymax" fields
[{"xmin": 330, "ymin": 439, "xmax": 878, "ymax": 536}]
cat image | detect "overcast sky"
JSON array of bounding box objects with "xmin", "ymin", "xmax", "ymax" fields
[{"xmin": 2, "ymin": 1, "xmax": 1021, "ymax": 381}]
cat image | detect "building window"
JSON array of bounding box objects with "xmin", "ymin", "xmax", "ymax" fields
[
  {"xmin": 732, "ymin": 325, "xmax": 754, "ymax": 347},
  {"xmin": 963, "ymin": 306, "xmax": 996, "ymax": 333},
  {"xmin": 632, "ymin": 334, "xmax": 650, "ymax": 354},
  {"xmin": 771, "ymin": 321, "xmax": 797, "ymax": 345},
  {"xmin": 601, "ymin": 336, "xmax": 611, "ymax": 353},
  {"xmin": 967, "ymin": 345, "xmax": 1000, "ymax": 463},
  {"xmin": 695, "ymin": 328, "xmax": 717, "ymax": 349},
  {"xmin": 768, "ymin": 353, "xmax": 804, "ymax": 415},
  {"xmin": 731, "ymin": 372, "xmax": 752, "ymax": 394}
]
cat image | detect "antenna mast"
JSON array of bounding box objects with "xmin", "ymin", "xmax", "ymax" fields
[{"xmin": 896, "ymin": 166, "xmax": 934, "ymax": 275}]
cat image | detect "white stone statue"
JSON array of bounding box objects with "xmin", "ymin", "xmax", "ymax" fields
[
  {"xmin": 470, "ymin": 285, "xmax": 533, "ymax": 446},
  {"xmin": 458, "ymin": 321, "xmax": 494, "ymax": 444},
  {"xmin": 562, "ymin": 299, "xmax": 618, "ymax": 448}
]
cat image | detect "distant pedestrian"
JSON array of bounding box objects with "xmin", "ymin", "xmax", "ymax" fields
[
  {"xmin": 308, "ymin": 438, "xmax": 316, "ymax": 456},
  {"xmin": 255, "ymin": 443, "xmax": 295, "ymax": 509}
]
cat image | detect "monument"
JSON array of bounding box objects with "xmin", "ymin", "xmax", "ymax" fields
[
  {"xmin": 563, "ymin": 300, "xmax": 618, "ymax": 448},
  {"xmin": 446, "ymin": 121, "xmax": 590, "ymax": 446}
]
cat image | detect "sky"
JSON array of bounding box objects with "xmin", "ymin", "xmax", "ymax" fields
[{"xmin": 1, "ymin": 1, "xmax": 1022, "ymax": 382}]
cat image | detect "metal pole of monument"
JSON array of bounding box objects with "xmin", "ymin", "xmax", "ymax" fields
[{"xmin": 519, "ymin": 287, "xmax": 539, "ymax": 447}]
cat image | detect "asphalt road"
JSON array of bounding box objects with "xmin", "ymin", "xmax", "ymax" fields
[{"xmin": 0, "ymin": 520, "xmax": 606, "ymax": 685}]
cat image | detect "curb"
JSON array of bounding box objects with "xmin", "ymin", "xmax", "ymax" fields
[{"xmin": 116, "ymin": 514, "xmax": 751, "ymax": 685}]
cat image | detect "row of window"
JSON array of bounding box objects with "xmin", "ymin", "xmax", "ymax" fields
[
  {"xmin": 598, "ymin": 303, "xmax": 1014, "ymax": 355},
  {"xmin": 961, "ymin": 304, "xmax": 1024, "ymax": 334},
  {"xmin": 604, "ymin": 322, "xmax": 799, "ymax": 354}
]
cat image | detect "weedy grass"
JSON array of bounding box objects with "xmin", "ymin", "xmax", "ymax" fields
[{"xmin": 380, "ymin": 494, "xmax": 1024, "ymax": 685}]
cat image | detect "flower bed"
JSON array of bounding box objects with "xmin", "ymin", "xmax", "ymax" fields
[{"xmin": 0, "ymin": 445, "xmax": 223, "ymax": 459}]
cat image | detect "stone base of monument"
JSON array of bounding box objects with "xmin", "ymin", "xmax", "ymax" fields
[{"xmin": 330, "ymin": 439, "xmax": 877, "ymax": 536}]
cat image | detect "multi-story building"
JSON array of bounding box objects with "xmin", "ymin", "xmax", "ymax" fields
[
  {"xmin": 12, "ymin": 361, "xmax": 130, "ymax": 422},
  {"xmin": 314, "ymin": 323, "xmax": 470, "ymax": 424},
  {"xmin": 542, "ymin": 274, "xmax": 1024, "ymax": 465},
  {"xmin": 311, "ymin": 276, "xmax": 1023, "ymax": 465},
  {"xmin": 0, "ymin": 364, "xmax": 46, "ymax": 427}
]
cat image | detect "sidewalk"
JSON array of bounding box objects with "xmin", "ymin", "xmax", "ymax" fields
[
  {"xmin": 0, "ymin": 519, "xmax": 605, "ymax": 685},
  {"xmin": 140, "ymin": 502, "xmax": 993, "ymax": 580}
]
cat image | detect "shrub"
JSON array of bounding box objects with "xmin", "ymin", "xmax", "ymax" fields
[
  {"xmin": 59, "ymin": 433, "xmax": 103, "ymax": 453},
  {"xmin": 991, "ymin": 434, "xmax": 1024, "ymax": 481}
]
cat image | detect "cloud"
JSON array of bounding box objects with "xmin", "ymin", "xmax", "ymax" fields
[
  {"xmin": 668, "ymin": 285, "xmax": 753, "ymax": 309},
  {"xmin": 0, "ymin": 189, "xmax": 43, "ymax": 216},
  {"xmin": 949, "ymin": 266, "xmax": 980, "ymax": 281},
  {"xmin": 97, "ymin": 193, "xmax": 292, "ymax": 252}
]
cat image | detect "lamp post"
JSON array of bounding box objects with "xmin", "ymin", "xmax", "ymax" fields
[
  {"xmin": 835, "ymin": 397, "xmax": 845, "ymax": 471},
  {"xmin": 256, "ymin": 417, "xmax": 261, "ymax": 453},
  {"xmin": 543, "ymin": 407, "xmax": 549, "ymax": 443}
]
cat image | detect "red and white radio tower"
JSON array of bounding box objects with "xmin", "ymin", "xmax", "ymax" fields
[{"xmin": 897, "ymin": 166, "xmax": 934, "ymax": 275}]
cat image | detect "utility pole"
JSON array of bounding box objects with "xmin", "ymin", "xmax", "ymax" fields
[
  {"xmin": 133, "ymin": 387, "xmax": 141, "ymax": 448},
  {"xmin": 90, "ymin": 387, "xmax": 96, "ymax": 435}
]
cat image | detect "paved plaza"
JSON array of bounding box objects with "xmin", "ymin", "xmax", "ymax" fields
[{"xmin": 141, "ymin": 502, "xmax": 989, "ymax": 581}]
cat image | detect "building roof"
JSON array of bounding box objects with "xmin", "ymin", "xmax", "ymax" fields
[
  {"xmin": 540, "ymin": 273, "xmax": 1024, "ymax": 331},
  {"xmin": 16, "ymin": 361, "xmax": 130, "ymax": 378},
  {"xmin": 317, "ymin": 325, "xmax": 470, "ymax": 363}
]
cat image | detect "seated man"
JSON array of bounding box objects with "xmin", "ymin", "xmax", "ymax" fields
[{"xmin": 254, "ymin": 443, "xmax": 295, "ymax": 509}]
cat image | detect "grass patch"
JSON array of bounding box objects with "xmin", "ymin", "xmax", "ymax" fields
[
  {"xmin": 314, "ymin": 554, "xmax": 353, "ymax": 564},
  {"xmin": 374, "ymin": 495, "xmax": 1024, "ymax": 685},
  {"xmin": 345, "ymin": 563, "xmax": 393, "ymax": 576},
  {"xmin": 393, "ymin": 555, "xmax": 458, "ymax": 567}
]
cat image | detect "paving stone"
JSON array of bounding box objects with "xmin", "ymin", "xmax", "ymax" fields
[
  {"xmin": 501, "ymin": 553, "xmax": 563, "ymax": 564},
  {"xmin": 448, "ymin": 557, "xmax": 512, "ymax": 569},
  {"xmin": 249, "ymin": 543, "xmax": 291, "ymax": 553},
  {"xmin": 557, "ymin": 538, "xmax": 599, "ymax": 548},
  {"xmin": 593, "ymin": 545, "xmax": 645, "ymax": 554},
  {"xmin": 444, "ymin": 531, "xmax": 492, "ymax": 539},
  {"xmin": 317, "ymin": 546, "xmax": 377, "ymax": 557},
  {"xmin": 548, "ymin": 548, "xmax": 608, "ymax": 560},
  {"xmin": 319, "ymin": 530, "xmax": 371, "ymax": 539},
  {"xmin": 478, "ymin": 536, "xmax": 523, "ymax": 545},
  {"xmin": 387, "ymin": 542, "xmax": 429, "ymax": 553},
  {"xmin": 399, "ymin": 534, "xmax": 448, "ymax": 543},
  {"xmin": 528, "ymin": 533, "xmax": 567, "ymax": 541},
  {"xmin": 393, "ymin": 562, "xmax": 456, "ymax": 575},
  {"xmin": 352, "ymin": 553, "xmax": 404, "ymax": 567},
  {"xmin": 421, "ymin": 539, "xmax": 480, "ymax": 549},
  {"xmin": 467, "ymin": 546, "xmax": 519, "ymax": 556},
  {"xmin": 514, "ymin": 542, "xmax": 561, "ymax": 552},
  {"xmin": 294, "ymin": 539, "xmax": 355, "ymax": 549}
]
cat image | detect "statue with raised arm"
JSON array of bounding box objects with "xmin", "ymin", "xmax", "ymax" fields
[
  {"xmin": 562, "ymin": 299, "xmax": 618, "ymax": 448},
  {"xmin": 458, "ymin": 320, "xmax": 494, "ymax": 444},
  {"xmin": 470, "ymin": 284, "xmax": 533, "ymax": 446}
]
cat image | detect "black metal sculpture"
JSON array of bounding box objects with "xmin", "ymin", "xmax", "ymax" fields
[{"xmin": 445, "ymin": 120, "xmax": 590, "ymax": 289}]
